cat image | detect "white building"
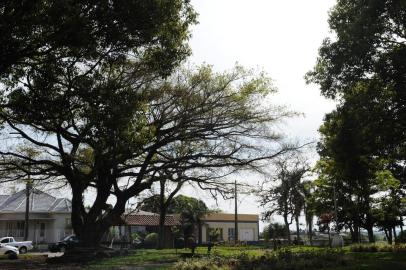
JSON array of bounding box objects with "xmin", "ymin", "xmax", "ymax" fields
[
  {"xmin": 0, "ymin": 189, "xmax": 72, "ymax": 244},
  {"xmin": 200, "ymin": 213, "xmax": 259, "ymax": 243}
]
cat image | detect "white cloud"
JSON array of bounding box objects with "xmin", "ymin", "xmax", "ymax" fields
[{"xmin": 187, "ymin": 0, "xmax": 338, "ymax": 231}]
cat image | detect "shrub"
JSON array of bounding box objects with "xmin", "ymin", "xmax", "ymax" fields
[
  {"xmin": 144, "ymin": 233, "xmax": 158, "ymax": 248},
  {"xmin": 173, "ymin": 248, "xmax": 349, "ymax": 270},
  {"xmin": 393, "ymin": 244, "xmax": 406, "ymax": 253},
  {"xmin": 350, "ymin": 243, "xmax": 406, "ymax": 253},
  {"xmin": 173, "ymin": 257, "xmax": 230, "ymax": 270},
  {"xmin": 350, "ymin": 244, "xmax": 379, "ymax": 252}
]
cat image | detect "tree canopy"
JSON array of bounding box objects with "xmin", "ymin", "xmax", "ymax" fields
[
  {"xmin": 0, "ymin": 0, "xmax": 196, "ymax": 77},
  {"xmin": 0, "ymin": 58, "xmax": 292, "ymax": 245},
  {"xmin": 308, "ymin": 0, "xmax": 406, "ymax": 244}
]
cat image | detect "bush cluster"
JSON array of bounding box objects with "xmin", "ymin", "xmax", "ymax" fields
[
  {"xmin": 350, "ymin": 244, "xmax": 406, "ymax": 253},
  {"xmin": 143, "ymin": 233, "xmax": 158, "ymax": 248},
  {"xmin": 172, "ymin": 248, "xmax": 348, "ymax": 270}
]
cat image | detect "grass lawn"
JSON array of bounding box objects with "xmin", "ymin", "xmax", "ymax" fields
[
  {"xmin": 85, "ymin": 246, "xmax": 265, "ymax": 269},
  {"xmin": 85, "ymin": 246, "xmax": 406, "ymax": 270},
  {"xmin": 332, "ymin": 252, "xmax": 406, "ymax": 270}
]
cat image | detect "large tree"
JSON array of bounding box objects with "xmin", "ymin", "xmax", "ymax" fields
[
  {"xmin": 316, "ymin": 99, "xmax": 381, "ymax": 242},
  {"xmin": 307, "ymin": 0, "xmax": 406, "ymax": 242},
  {"xmin": 0, "ymin": 0, "xmax": 197, "ymax": 247},
  {"xmin": 306, "ymin": 0, "xmax": 406, "ymax": 180},
  {"xmin": 0, "ymin": 61, "xmax": 292, "ymax": 247}
]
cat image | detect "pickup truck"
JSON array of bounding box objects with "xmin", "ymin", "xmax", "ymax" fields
[{"xmin": 0, "ymin": 237, "xmax": 33, "ymax": 254}]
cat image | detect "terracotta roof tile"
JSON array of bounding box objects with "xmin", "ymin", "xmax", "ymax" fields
[{"xmin": 123, "ymin": 214, "xmax": 180, "ymax": 226}]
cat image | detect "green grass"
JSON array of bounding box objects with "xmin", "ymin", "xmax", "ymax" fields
[
  {"xmin": 84, "ymin": 246, "xmax": 265, "ymax": 269},
  {"xmin": 331, "ymin": 252, "xmax": 406, "ymax": 270},
  {"xmin": 83, "ymin": 246, "xmax": 406, "ymax": 270},
  {"xmin": 84, "ymin": 249, "xmax": 179, "ymax": 269}
]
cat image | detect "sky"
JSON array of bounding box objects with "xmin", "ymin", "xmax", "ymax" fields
[{"xmin": 183, "ymin": 0, "xmax": 338, "ymax": 230}]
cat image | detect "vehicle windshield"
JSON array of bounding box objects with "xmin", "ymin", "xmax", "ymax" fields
[{"xmin": 61, "ymin": 235, "xmax": 73, "ymax": 241}]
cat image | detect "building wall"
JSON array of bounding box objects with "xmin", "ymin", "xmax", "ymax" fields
[
  {"xmin": 0, "ymin": 212, "xmax": 72, "ymax": 244},
  {"xmin": 51, "ymin": 213, "xmax": 73, "ymax": 242},
  {"xmin": 201, "ymin": 221, "xmax": 259, "ymax": 243}
]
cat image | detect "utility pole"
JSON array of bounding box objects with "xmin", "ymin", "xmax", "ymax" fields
[
  {"xmin": 234, "ymin": 180, "xmax": 238, "ymax": 245},
  {"xmin": 24, "ymin": 173, "xmax": 31, "ymax": 241}
]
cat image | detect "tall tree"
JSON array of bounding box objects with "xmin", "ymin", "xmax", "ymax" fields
[
  {"xmin": 0, "ymin": 63, "xmax": 292, "ymax": 247},
  {"xmin": 0, "ymin": 0, "xmax": 197, "ymax": 248},
  {"xmin": 307, "ymin": 0, "xmax": 406, "ymax": 210},
  {"xmin": 316, "ymin": 100, "xmax": 381, "ymax": 242}
]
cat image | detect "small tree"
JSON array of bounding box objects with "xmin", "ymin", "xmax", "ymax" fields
[{"xmin": 259, "ymin": 152, "xmax": 310, "ymax": 245}]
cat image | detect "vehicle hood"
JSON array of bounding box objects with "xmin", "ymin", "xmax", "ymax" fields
[{"xmin": 2, "ymin": 245, "xmax": 18, "ymax": 251}]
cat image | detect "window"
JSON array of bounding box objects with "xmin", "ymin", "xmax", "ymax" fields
[
  {"xmin": 40, "ymin": 223, "xmax": 45, "ymax": 237},
  {"xmin": 5, "ymin": 222, "xmax": 24, "ymax": 237},
  {"xmin": 16, "ymin": 222, "xmax": 24, "ymax": 237},
  {"xmin": 65, "ymin": 218, "xmax": 72, "ymax": 228},
  {"xmin": 228, "ymin": 228, "xmax": 235, "ymax": 242},
  {"xmin": 64, "ymin": 218, "xmax": 73, "ymax": 236},
  {"xmin": 0, "ymin": 238, "xmax": 9, "ymax": 243},
  {"xmin": 6, "ymin": 222, "xmax": 13, "ymax": 236}
]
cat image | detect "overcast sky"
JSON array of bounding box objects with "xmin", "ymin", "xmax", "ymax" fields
[{"xmin": 184, "ymin": 0, "xmax": 338, "ymax": 229}]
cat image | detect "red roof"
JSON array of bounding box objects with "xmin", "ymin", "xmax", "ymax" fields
[{"xmin": 122, "ymin": 214, "xmax": 180, "ymax": 226}]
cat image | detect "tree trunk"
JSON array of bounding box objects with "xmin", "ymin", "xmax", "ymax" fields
[
  {"xmin": 283, "ymin": 214, "xmax": 291, "ymax": 245},
  {"xmin": 388, "ymin": 228, "xmax": 393, "ymax": 245},
  {"xmin": 157, "ymin": 206, "xmax": 167, "ymax": 249},
  {"xmin": 157, "ymin": 179, "xmax": 167, "ymax": 249},
  {"xmin": 198, "ymin": 221, "xmax": 202, "ymax": 244},
  {"xmin": 393, "ymin": 227, "xmax": 397, "ymax": 244},
  {"xmin": 308, "ymin": 221, "xmax": 313, "ymax": 246},
  {"xmin": 350, "ymin": 225, "xmax": 359, "ymax": 243},
  {"xmin": 366, "ymin": 226, "xmax": 374, "ymax": 243},
  {"xmin": 70, "ymin": 179, "xmax": 126, "ymax": 248},
  {"xmin": 327, "ymin": 225, "xmax": 331, "ymax": 248},
  {"xmin": 295, "ymin": 215, "xmax": 300, "ymax": 243},
  {"xmin": 349, "ymin": 226, "xmax": 355, "ymax": 243},
  {"xmin": 358, "ymin": 226, "xmax": 362, "ymax": 243},
  {"xmin": 384, "ymin": 229, "xmax": 389, "ymax": 243}
]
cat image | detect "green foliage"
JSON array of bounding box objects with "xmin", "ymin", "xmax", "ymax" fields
[
  {"xmin": 172, "ymin": 248, "xmax": 348, "ymax": 270},
  {"xmin": 259, "ymin": 153, "xmax": 310, "ymax": 243},
  {"xmin": 173, "ymin": 257, "xmax": 229, "ymax": 270},
  {"xmin": 0, "ymin": 0, "xmax": 197, "ymax": 77},
  {"xmin": 350, "ymin": 244, "xmax": 406, "ymax": 253},
  {"xmin": 306, "ymin": 0, "xmax": 406, "ymax": 99},
  {"xmin": 263, "ymin": 223, "xmax": 287, "ymax": 241},
  {"xmin": 208, "ymin": 228, "xmax": 222, "ymax": 243},
  {"xmin": 0, "ymin": 60, "xmax": 290, "ymax": 245},
  {"xmin": 308, "ymin": 0, "xmax": 406, "ymax": 245},
  {"xmin": 139, "ymin": 195, "xmax": 162, "ymax": 214},
  {"xmin": 144, "ymin": 233, "xmax": 158, "ymax": 247}
]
